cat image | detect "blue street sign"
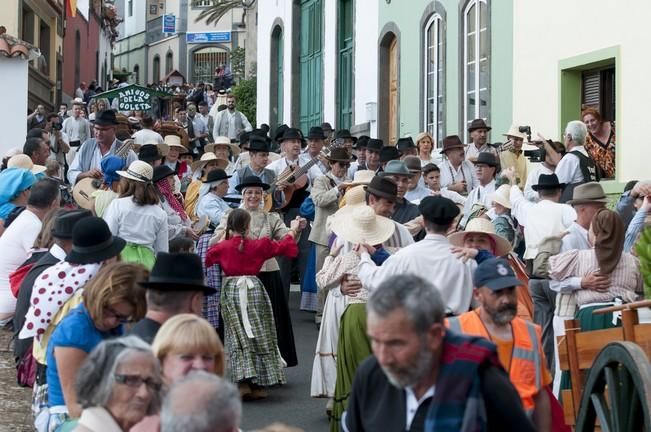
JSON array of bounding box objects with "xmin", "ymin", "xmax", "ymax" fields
[
  {"xmin": 186, "ymin": 32, "xmax": 231, "ymax": 43},
  {"xmin": 163, "ymin": 15, "xmax": 176, "ymax": 33}
]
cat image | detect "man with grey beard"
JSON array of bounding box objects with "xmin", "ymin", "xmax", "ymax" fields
[
  {"xmin": 343, "ymin": 274, "xmax": 534, "ymax": 432},
  {"xmin": 447, "ymin": 258, "xmax": 551, "ymax": 432}
]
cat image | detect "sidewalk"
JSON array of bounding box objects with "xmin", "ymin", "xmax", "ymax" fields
[{"xmin": 0, "ymin": 327, "xmax": 32, "ymax": 432}]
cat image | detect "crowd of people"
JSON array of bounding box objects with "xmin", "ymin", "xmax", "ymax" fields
[{"xmin": 0, "ymin": 88, "xmax": 647, "ymax": 432}]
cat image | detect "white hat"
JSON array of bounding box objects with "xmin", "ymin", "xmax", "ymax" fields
[
  {"xmin": 117, "ymin": 160, "xmax": 154, "ymax": 183},
  {"xmin": 190, "ymin": 152, "xmax": 229, "ymax": 172},
  {"xmin": 163, "ymin": 134, "xmax": 186, "ymax": 150},
  {"xmin": 502, "ymin": 125, "xmax": 527, "ymax": 140},
  {"xmin": 490, "ymin": 184, "xmax": 512, "ymax": 209},
  {"xmin": 343, "ymin": 170, "xmax": 375, "ymax": 188},
  {"xmin": 72, "ymin": 97, "xmax": 86, "ymax": 106},
  {"xmin": 205, "ymin": 136, "xmax": 240, "ymax": 156},
  {"xmin": 331, "ymin": 205, "xmax": 395, "ymax": 245},
  {"xmin": 3, "ymin": 148, "xmax": 22, "ymax": 160},
  {"xmin": 338, "ymin": 184, "xmax": 367, "ymax": 208},
  {"xmin": 448, "ymin": 218, "xmax": 512, "ymax": 257},
  {"xmin": 7, "ymin": 154, "xmax": 46, "ymax": 174}
]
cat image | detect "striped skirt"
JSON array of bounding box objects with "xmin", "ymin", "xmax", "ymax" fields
[
  {"xmin": 221, "ymin": 276, "xmax": 286, "ymax": 387},
  {"xmin": 197, "ymin": 233, "xmax": 222, "ymax": 330}
]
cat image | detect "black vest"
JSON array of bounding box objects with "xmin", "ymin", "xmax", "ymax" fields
[{"xmin": 560, "ymin": 150, "xmax": 600, "ymax": 203}]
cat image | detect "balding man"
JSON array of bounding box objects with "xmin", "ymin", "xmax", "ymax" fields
[{"xmin": 161, "ymin": 372, "xmax": 241, "ymax": 432}]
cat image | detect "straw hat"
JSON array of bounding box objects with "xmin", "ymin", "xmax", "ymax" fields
[
  {"xmin": 163, "ymin": 134, "xmax": 187, "ymax": 150},
  {"xmin": 191, "ymin": 152, "xmax": 229, "ymax": 172},
  {"xmin": 331, "ymin": 205, "xmax": 395, "ymax": 245},
  {"xmin": 502, "ymin": 125, "xmax": 527, "ymax": 140},
  {"xmin": 343, "ymin": 170, "xmax": 375, "ymax": 188},
  {"xmin": 338, "ymin": 184, "xmax": 367, "ymax": 208},
  {"xmin": 448, "ymin": 218, "xmax": 512, "ymax": 257},
  {"xmin": 116, "ymin": 160, "xmax": 154, "ymax": 183},
  {"xmin": 490, "ymin": 184, "xmax": 512, "ymax": 209},
  {"xmin": 8, "ymin": 154, "xmax": 46, "ymax": 174},
  {"xmin": 205, "ymin": 136, "xmax": 240, "ymax": 156}
]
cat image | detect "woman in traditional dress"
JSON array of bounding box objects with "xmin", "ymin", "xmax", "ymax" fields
[
  {"xmin": 209, "ymin": 176, "xmax": 305, "ymax": 369},
  {"xmin": 103, "ymin": 160, "xmax": 168, "ymax": 269},
  {"xmin": 206, "ymin": 208, "xmax": 302, "ymax": 399},
  {"xmin": 183, "ymin": 152, "xmax": 229, "ymax": 221}
]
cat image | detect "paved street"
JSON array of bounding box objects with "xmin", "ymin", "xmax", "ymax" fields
[
  {"xmin": 0, "ymin": 290, "xmax": 329, "ymax": 432},
  {"xmin": 241, "ymin": 290, "xmax": 329, "ymax": 431}
]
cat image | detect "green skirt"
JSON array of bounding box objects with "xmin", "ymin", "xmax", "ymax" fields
[
  {"xmin": 330, "ymin": 304, "xmax": 372, "ymax": 432},
  {"xmin": 120, "ymin": 243, "xmax": 156, "ymax": 270}
]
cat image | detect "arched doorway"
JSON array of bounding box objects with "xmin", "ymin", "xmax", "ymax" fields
[
  {"xmin": 192, "ymin": 46, "xmax": 229, "ymax": 84},
  {"xmin": 270, "ymin": 24, "xmax": 284, "ymax": 131},
  {"xmin": 378, "ymin": 29, "xmax": 399, "ymax": 145}
]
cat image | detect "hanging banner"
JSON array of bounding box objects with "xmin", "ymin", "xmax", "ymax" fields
[
  {"xmin": 163, "ymin": 14, "xmax": 176, "ymax": 33},
  {"xmin": 116, "ymin": 87, "xmax": 153, "ymax": 111}
]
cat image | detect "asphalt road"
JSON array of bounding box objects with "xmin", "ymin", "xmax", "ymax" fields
[{"xmin": 241, "ymin": 290, "xmax": 330, "ymax": 431}]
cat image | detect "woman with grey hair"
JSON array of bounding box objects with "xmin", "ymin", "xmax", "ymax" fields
[{"xmin": 73, "ymin": 336, "xmax": 163, "ymax": 432}]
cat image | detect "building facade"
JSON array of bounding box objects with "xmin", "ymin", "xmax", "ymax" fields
[
  {"xmin": 257, "ymin": 0, "xmax": 380, "ymax": 137},
  {"xmin": 2, "ymin": 0, "xmax": 64, "ymax": 112},
  {"xmin": 511, "ymin": 0, "xmax": 644, "ymax": 187},
  {"xmin": 113, "ymin": 0, "xmax": 249, "ymax": 86}
]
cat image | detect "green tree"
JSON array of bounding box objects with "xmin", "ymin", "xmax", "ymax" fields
[
  {"xmin": 232, "ymin": 77, "xmax": 256, "ymax": 128},
  {"xmin": 635, "ymin": 226, "xmax": 651, "ymax": 299},
  {"xmin": 192, "ymin": 0, "xmax": 257, "ymax": 25},
  {"xmin": 230, "ymin": 47, "xmax": 246, "ymax": 83}
]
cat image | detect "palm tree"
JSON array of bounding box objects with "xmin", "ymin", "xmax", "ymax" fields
[{"xmin": 192, "ymin": 0, "xmax": 257, "ymax": 25}]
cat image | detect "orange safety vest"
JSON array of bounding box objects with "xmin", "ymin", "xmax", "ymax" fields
[{"xmin": 446, "ymin": 309, "xmax": 543, "ymax": 414}]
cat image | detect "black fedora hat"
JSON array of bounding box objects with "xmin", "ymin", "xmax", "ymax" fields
[
  {"xmin": 153, "ymin": 165, "xmax": 176, "ymax": 183},
  {"xmin": 379, "ymin": 146, "xmax": 401, "ymax": 163},
  {"xmin": 93, "ymin": 110, "xmax": 119, "ymax": 126},
  {"xmin": 203, "ymin": 168, "xmax": 231, "ymax": 184},
  {"xmin": 139, "ymin": 144, "xmax": 163, "ymax": 163},
  {"xmin": 355, "ymin": 135, "xmax": 370, "ymax": 149},
  {"xmin": 140, "ymin": 252, "xmax": 216, "ymax": 294},
  {"xmin": 365, "ymin": 176, "xmax": 398, "ymax": 202},
  {"xmin": 327, "ymin": 147, "xmax": 353, "ymax": 162},
  {"xmin": 307, "ymin": 126, "xmax": 327, "ymax": 140},
  {"xmin": 248, "ymin": 135, "xmax": 271, "ymax": 153},
  {"xmin": 396, "ymin": 137, "xmax": 416, "ymax": 154},
  {"xmin": 274, "ymin": 124, "xmax": 289, "ymax": 142},
  {"xmin": 531, "ymin": 173, "xmax": 566, "ymax": 191},
  {"xmin": 472, "ymin": 152, "xmax": 498, "ymax": 167},
  {"xmin": 51, "ymin": 209, "xmax": 92, "ymax": 239},
  {"xmin": 235, "ymin": 175, "xmax": 271, "ymax": 193},
  {"xmin": 321, "ymin": 122, "xmax": 333, "ymax": 134},
  {"xmin": 278, "ymin": 127, "xmax": 304, "ymax": 143},
  {"xmin": 439, "ymin": 135, "xmax": 465, "ymax": 154},
  {"xmin": 467, "ymin": 118, "xmax": 492, "ymax": 133},
  {"xmin": 335, "ymin": 129, "xmax": 357, "ymax": 143},
  {"xmin": 66, "ymin": 217, "xmax": 126, "ymax": 264},
  {"xmin": 365, "ymin": 138, "xmax": 384, "ymax": 152}
]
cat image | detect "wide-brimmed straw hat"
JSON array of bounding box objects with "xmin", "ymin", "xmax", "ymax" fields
[
  {"xmin": 164, "ymin": 135, "xmax": 187, "ymax": 150},
  {"xmin": 503, "ymin": 125, "xmax": 527, "ymax": 140},
  {"xmin": 205, "ymin": 136, "xmax": 240, "ymax": 156},
  {"xmin": 490, "ymin": 184, "xmax": 512, "ymax": 209},
  {"xmin": 8, "ymin": 154, "xmax": 46, "ymax": 174},
  {"xmin": 448, "ymin": 218, "xmax": 512, "ymax": 257},
  {"xmin": 190, "ymin": 152, "xmax": 229, "ymax": 172},
  {"xmin": 331, "ymin": 205, "xmax": 395, "ymax": 245},
  {"xmin": 343, "ymin": 170, "xmax": 375, "ymax": 188},
  {"xmin": 338, "ymin": 184, "xmax": 367, "ymax": 208},
  {"xmin": 117, "ymin": 160, "xmax": 154, "ymax": 183}
]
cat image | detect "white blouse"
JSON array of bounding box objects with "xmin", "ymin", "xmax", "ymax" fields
[{"xmin": 103, "ymin": 196, "xmax": 169, "ymax": 253}]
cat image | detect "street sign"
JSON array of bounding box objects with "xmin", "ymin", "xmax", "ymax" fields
[
  {"xmin": 163, "ymin": 14, "xmax": 176, "ymax": 33},
  {"xmin": 186, "ymin": 32, "xmax": 231, "ymax": 43}
]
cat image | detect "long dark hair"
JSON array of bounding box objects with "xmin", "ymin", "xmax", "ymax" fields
[
  {"xmin": 225, "ymin": 208, "xmax": 251, "ymax": 252},
  {"xmin": 119, "ymin": 177, "xmax": 159, "ymax": 206}
]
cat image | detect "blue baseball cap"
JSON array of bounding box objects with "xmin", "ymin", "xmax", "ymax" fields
[{"xmin": 473, "ymin": 258, "xmax": 522, "ymax": 291}]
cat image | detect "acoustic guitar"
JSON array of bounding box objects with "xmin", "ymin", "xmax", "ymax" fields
[{"xmin": 263, "ymin": 140, "xmax": 343, "ymax": 212}]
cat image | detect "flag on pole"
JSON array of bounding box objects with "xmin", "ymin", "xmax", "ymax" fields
[{"xmin": 67, "ymin": 0, "xmax": 77, "ymax": 17}]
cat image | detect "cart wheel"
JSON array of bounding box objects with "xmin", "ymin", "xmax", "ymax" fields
[{"xmin": 576, "ymin": 341, "xmax": 651, "ymax": 432}]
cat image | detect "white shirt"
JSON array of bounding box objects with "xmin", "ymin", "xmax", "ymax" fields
[
  {"xmin": 404, "ymin": 184, "xmax": 431, "ymax": 203},
  {"xmin": 300, "ymin": 151, "xmax": 328, "ymax": 174},
  {"xmin": 555, "ymin": 146, "xmax": 589, "ymax": 184},
  {"xmin": 103, "ymin": 197, "xmax": 169, "ymax": 253},
  {"xmin": 196, "ymin": 193, "xmax": 231, "ymax": 226},
  {"xmin": 212, "ymin": 109, "xmax": 253, "ymax": 140},
  {"xmin": 509, "ymin": 186, "xmax": 576, "ymax": 259},
  {"xmin": 523, "ymin": 164, "xmax": 554, "ymax": 202},
  {"xmin": 465, "ymin": 143, "xmax": 497, "ymax": 161},
  {"xmin": 437, "ymin": 159, "xmax": 478, "ymax": 191},
  {"xmin": 0, "ymin": 210, "xmax": 41, "ymax": 314},
  {"xmin": 50, "ymin": 244, "xmax": 67, "ymax": 261},
  {"xmin": 357, "ymin": 234, "xmax": 474, "ymax": 314},
  {"xmin": 62, "ymin": 116, "xmax": 91, "ymax": 143},
  {"xmin": 462, "ymin": 180, "xmax": 496, "ymax": 223},
  {"xmin": 405, "ymin": 386, "xmax": 436, "ymax": 430},
  {"xmin": 549, "ymin": 222, "xmax": 591, "ymax": 293},
  {"xmin": 267, "ymin": 157, "xmax": 323, "ymax": 186},
  {"xmin": 132, "ymin": 129, "xmax": 164, "ymax": 145}
]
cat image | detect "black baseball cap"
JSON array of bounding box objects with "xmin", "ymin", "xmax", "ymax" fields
[{"xmin": 473, "ymin": 258, "xmax": 523, "ymax": 291}]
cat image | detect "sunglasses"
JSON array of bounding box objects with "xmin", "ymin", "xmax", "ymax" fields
[{"xmin": 114, "ymin": 374, "xmax": 162, "ymax": 392}]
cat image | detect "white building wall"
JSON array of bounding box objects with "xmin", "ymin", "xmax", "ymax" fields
[
  {"xmin": 124, "ymin": 0, "xmax": 147, "ymax": 37},
  {"xmin": 512, "ymin": 0, "xmax": 651, "ymax": 182},
  {"xmin": 353, "ymin": 0, "xmax": 378, "ymax": 136},
  {"xmin": 0, "ymin": 58, "xmax": 29, "ymax": 156},
  {"xmin": 322, "ymin": 0, "xmax": 337, "ymax": 126}
]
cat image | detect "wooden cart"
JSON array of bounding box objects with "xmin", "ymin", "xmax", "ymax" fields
[{"xmin": 558, "ymin": 299, "xmax": 651, "ymax": 431}]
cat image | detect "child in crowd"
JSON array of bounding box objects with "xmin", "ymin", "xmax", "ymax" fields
[
  {"xmin": 169, "ymin": 237, "xmax": 195, "ymax": 253},
  {"xmin": 421, "ymin": 163, "xmax": 467, "ymax": 206}
]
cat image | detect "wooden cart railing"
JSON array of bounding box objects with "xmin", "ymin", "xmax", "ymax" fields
[{"xmin": 557, "ymin": 299, "xmax": 651, "ymax": 430}]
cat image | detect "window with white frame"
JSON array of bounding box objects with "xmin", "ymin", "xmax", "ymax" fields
[
  {"xmin": 194, "ymin": 0, "xmax": 212, "ymax": 7},
  {"xmin": 424, "ymin": 13, "xmax": 444, "ymax": 144},
  {"xmin": 463, "ymin": 0, "xmax": 489, "ymax": 142}
]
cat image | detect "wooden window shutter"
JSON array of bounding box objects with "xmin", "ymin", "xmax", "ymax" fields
[{"xmin": 582, "ymin": 71, "xmax": 600, "ymax": 109}]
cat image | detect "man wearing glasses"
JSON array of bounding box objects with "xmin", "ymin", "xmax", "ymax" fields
[{"xmin": 67, "ymin": 110, "xmax": 137, "ymax": 185}]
